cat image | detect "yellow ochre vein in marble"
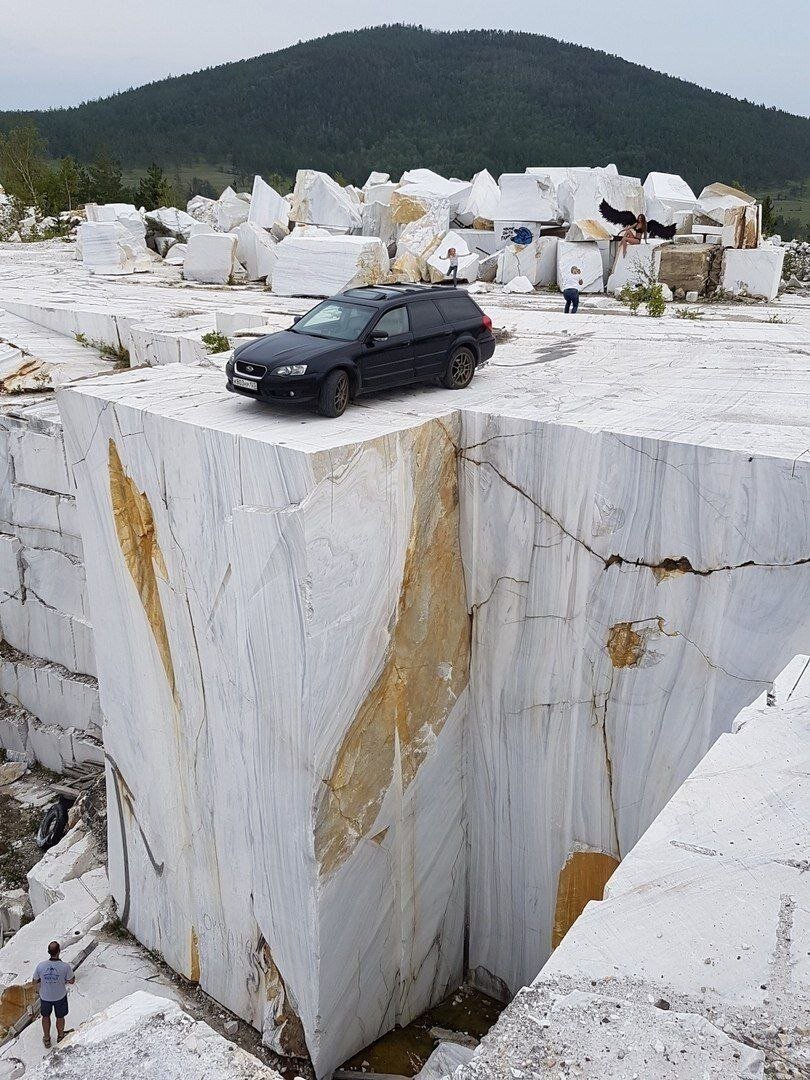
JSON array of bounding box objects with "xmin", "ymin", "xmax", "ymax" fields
[
  {"xmin": 314, "ymin": 420, "xmax": 471, "ymax": 879},
  {"xmin": 108, "ymin": 439, "xmax": 176, "ymax": 699}
]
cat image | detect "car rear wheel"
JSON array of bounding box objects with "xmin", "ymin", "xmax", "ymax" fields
[
  {"xmin": 317, "ymin": 369, "xmax": 350, "ymax": 417},
  {"xmin": 442, "ymin": 346, "xmax": 476, "ymax": 390}
]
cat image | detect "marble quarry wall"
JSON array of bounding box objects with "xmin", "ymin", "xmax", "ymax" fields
[
  {"xmin": 0, "ymin": 398, "xmax": 102, "ymax": 771},
  {"xmin": 458, "ymin": 411, "xmax": 810, "ymax": 997},
  {"xmin": 54, "ymin": 369, "xmax": 809, "ymax": 1076}
]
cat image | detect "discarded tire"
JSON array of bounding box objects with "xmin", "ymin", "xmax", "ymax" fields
[{"xmin": 37, "ymin": 798, "xmax": 70, "ymax": 850}]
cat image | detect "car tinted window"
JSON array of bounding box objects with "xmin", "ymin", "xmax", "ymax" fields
[
  {"xmin": 374, "ymin": 306, "xmax": 409, "ymax": 336},
  {"xmin": 408, "ymin": 300, "xmax": 445, "ymax": 331},
  {"xmin": 435, "ymin": 295, "xmax": 481, "ymax": 322},
  {"xmin": 294, "ymin": 300, "xmax": 373, "ymax": 341}
]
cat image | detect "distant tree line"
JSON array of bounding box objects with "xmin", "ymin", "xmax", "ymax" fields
[{"xmin": 1, "ymin": 26, "xmax": 807, "ymax": 198}]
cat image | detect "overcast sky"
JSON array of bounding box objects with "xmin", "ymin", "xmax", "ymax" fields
[{"xmin": 2, "ymin": 0, "xmax": 808, "ymax": 116}]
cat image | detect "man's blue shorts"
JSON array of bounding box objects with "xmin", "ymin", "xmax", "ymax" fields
[{"xmin": 40, "ymin": 996, "xmax": 68, "ymax": 1019}]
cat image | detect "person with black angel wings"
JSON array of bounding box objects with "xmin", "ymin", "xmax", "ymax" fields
[{"xmin": 600, "ymin": 199, "xmax": 677, "ymax": 258}]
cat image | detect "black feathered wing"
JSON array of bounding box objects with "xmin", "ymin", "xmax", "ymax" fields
[
  {"xmin": 647, "ymin": 219, "xmax": 678, "ymax": 240},
  {"xmin": 599, "ymin": 199, "xmax": 637, "ymax": 228}
]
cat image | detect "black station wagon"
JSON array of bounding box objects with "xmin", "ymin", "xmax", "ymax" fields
[{"xmin": 226, "ymin": 284, "xmax": 496, "ymax": 417}]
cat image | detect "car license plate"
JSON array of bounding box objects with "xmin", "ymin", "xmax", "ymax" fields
[{"xmin": 233, "ymin": 377, "xmax": 258, "ymax": 390}]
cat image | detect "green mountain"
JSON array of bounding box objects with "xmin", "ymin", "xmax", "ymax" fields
[{"xmin": 2, "ymin": 25, "xmax": 808, "ymax": 191}]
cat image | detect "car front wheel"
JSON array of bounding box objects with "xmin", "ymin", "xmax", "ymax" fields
[
  {"xmin": 317, "ymin": 369, "xmax": 350, "ymax": 417},
  {"xmin": 442, "ymin": 346, "xmax": 476, "ymax": 390}
]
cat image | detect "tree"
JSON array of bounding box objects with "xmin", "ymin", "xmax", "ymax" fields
[
  {"xmin": 86, "ymin": 149, "xmax": 125, "ymax": 203},
  {"xmin": 0, "ymin": 124, "xmax": 48, "ymax": 206},
  {"xmin": 136, "ymin": 162, "xmax": 172, "ymax": 210},
  {"xmin": 760, "ymin": 195, "xmax": 776, "ymax": 237}
]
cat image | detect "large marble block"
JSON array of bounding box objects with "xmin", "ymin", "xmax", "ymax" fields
[
  {"xmin": 496, "ymin": 236, "xmax": 558, "ymax": 286},
  {"xmin": 78, "ymin": 222, "xmax": 151, "ymax": 276},
  {"xmin": 273, "ymin": 234, "xmax": 389, "ymax": 296},
  {"xmin": 556, "ymin": 240, "xmax": 604, "ymax": 292},
  {"xmin": 606, "ymin": 239, "xmax": 667, "ymax": 294},
  {"xmin": 496, "ymin": 174, "xmax": 559, "ymax": 227},
  {"xmin": 291, "ymin": 170, "xmax": 362, "ymax": 232},
  {"xmin": 248, "ymin": 175, "xmax": 289, "ymax": 232},
  {"xmin": 458, "ymin": 414, "xmax": 810, "ymax": 997},
  {"xmin": 721, "ymin": 247, "xmax": 784, "ymax": 300},
  {"xmin": 58, "ymin": 371, "xmax": 468, "ymax": 1077}
]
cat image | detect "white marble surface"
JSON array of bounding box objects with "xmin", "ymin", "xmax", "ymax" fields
[
  {"xmin": 721, "ymin": 246, "xmax": 785, "ymax": 300},
  {"xmin": 58, "ymin": 380, "xmax": 468, "ymax": 1076},
  {"xmin": 291, "ymin": 170, "xmax": 362, "ymax": 231},
  {"xmin": 496, "ymin": 236, "xmax": 557, "ymax": 286},
  {"xmin": 273, "ymin": 234, "xmax": 389, "ymax": 296}
]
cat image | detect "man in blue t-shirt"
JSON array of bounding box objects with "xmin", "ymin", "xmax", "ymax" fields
[{"xmin": 33, "ymin": 940, "xmax": 75, "ymax": 1047}]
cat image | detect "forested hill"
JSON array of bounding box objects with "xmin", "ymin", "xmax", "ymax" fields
[{"xmin": 2, "ymin": 25, "xmax": 808, "ymax": 189}]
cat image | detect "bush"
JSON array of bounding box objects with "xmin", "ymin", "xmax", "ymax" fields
[
  {"xmin": 618, "ymin": 267, "xmax": 666, "ymax": 317},
  {"xmin": 675, "ymin": 307, "xmax": 700, "ymax": 320},
  {"xmin": 201, "ymin": 331, "xmax": 231, "ymax": 354}
]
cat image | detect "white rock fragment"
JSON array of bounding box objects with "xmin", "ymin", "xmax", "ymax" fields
[
  {"xmin": 213, "ymin": 186, "xmax": 251, "ymax": 232},
  {"xmin": 503, "ymin": 275, "xmax": 535, "ymax": 294},
  {"xmin": 272, "ymin": 234, "xmax": 389, "ymax": 296},
  {"xmin": 144, "ymin": 207, "xmax": 205, "ymax": 244},
  {"xmin": 643, "ymin": 172, "xmax": 698, "ymax": 226},
  {"xmin": 458, "ymin": 169, "xmax": 500, "ymax": 226},
  {"xmin": 27, "ymin": 824, "xmax": 99, "ymax": 916},
  {"xmin": 291, "ymin": 170, "xmax": 362, "ymax": 232},
  {"xmin": 248, "ymin": 175, "xmax": 289, "ymax": 232},
  {"xmin": 363, "ymin": 171, "xmax": 390, "ymax": 189},
  {"xmin": 698, "ymin": 182, "xmax": 756, "ymax": 224},
  {"xmin": 186, "ymin": 194, "xmax": 218, "ymax": 228},
  {"xmin": 416, "ymin": 1041, "xmax": 475, "ymax": 1080},
  {"xmin": 397, "ymin": 168, "xmax": 472, "ymax": 219},
  {"xmin": 182, "ymin": 233, "xmax": 239, "ymax": 285},
  {"xmin": 232, "ymin": 221, "xmax": 278, "ymax": 283},
  {"xmin": 392, "ymin": 201, "xmax": 450, "ymax": 281}
]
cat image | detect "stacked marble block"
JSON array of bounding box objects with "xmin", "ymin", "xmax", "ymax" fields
[
  {"xmin": 0, "ymin": 399, "xmax": 102, "ymax": 770},
  {"xmin": 57, "ymin": 366, "xmax": 810, "ymax": 1076}
]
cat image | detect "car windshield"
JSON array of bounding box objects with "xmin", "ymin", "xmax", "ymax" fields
[{"xmin": 292, "ymin": 300, "xmax": 374, "ymax": 341}]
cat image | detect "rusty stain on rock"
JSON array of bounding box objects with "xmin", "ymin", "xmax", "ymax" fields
[
  {"xmin": 0, "ymin": 982, "xmax": 39, "ymax": 1037},
  {"xmin": 552, "ymin": 849, "xmax": 620, "ymax": 949},
  {"xmin": 189, "ymin": 926, "xmax": 201, "ymax": 983},
  {"xmin": 262, "ymin": 941, "xmax": 308, "ymax": 1058},
  {"xmin": 314, "ymin": 419, "xmax": 470, "ymax": 878},
  {"xmin": 108, "ymin": 439, "xmax": 176, "ymax": 699},
  {"xmin": 606, "ymin": 622, "xmax": 645, "ymax": 668}
]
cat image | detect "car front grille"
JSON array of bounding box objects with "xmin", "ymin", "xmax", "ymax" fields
[{"xmin": 234, "ymin": 359, "xmax": 267, "ymax": 378}]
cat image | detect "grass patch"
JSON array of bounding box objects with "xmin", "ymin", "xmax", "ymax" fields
[
  {"xmin": 618, "ymin": 271, "xmax": 666, "ymax": 317},
  {"xmin": 675, "ymin": 307, "xmax": 700, "ymax": 320},
  {"xmin": 75, "ymin": 332, "xmax": 130, "ymax": 365}
]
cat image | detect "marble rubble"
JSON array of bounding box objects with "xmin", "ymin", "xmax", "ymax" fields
[
  {"xmin": 455, "ymin": 656, "xmax": 809, "ymax": 1079},
  {"xmin": 273, "ymin": 233, "xmax": 389, "ymax": 296},
  {"xmin": 27, "ymin": 992, "xmax": 283, "ymax": 1080}
]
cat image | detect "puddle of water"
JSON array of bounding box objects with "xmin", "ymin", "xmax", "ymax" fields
[{"xmin": 340, "ymin": 984, "xmax": 504, "ymax": 1076}]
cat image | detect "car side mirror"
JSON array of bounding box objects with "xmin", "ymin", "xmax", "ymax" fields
[
  {"xmin": 292, "ymin": 314, "xmax": 302, "ymax": 324},
  {"xmin": 367, "ymin": 330, "xmax": 389, "ymax": 345}
]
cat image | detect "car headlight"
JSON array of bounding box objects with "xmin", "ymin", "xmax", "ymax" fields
[{"xmin": 275, "ymin": 364, "xmax": 308, "ymax": 376}]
